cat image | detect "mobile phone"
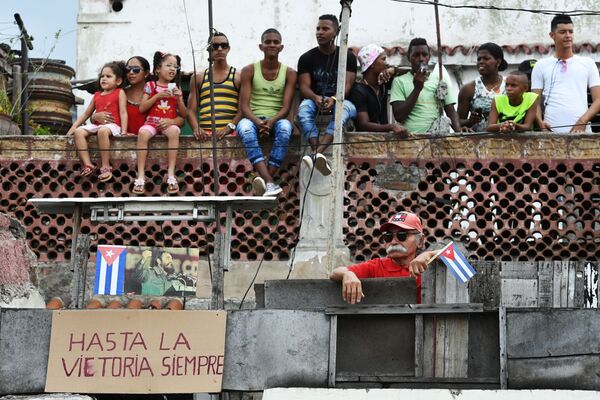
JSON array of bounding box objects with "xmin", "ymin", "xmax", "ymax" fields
[{"xmin": 167, "ymin": 83, "xmax": 176, "ymax": 91}]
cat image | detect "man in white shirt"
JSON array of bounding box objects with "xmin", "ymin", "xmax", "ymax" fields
[{"xmin": 531, "ymin": 14, "xmax": 600, "ymax": 133}]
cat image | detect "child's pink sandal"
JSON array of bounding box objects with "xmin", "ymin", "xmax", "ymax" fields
[
  {"xmin": 80, "ymin": 164, "xmax": 95, "ymax": 177},
  {"xmin": 98, "ymin": 166, "xmax": 113, "ymax": 182}
]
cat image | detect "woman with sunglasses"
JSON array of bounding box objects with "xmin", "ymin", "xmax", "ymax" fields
[{"xmin": 188, "ymin": 32, "xmax": 241, "ymax": 141}]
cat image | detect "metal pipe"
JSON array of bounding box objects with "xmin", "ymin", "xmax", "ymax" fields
[
  {"xmin": 14, "ymin": 14, "xmax": 33, "ymax": 135},
  {"xmin": 206, "ymin": 0, "xmax": 224, "ymax": 311},
  {"xmin": 433, "ymin": 0, "xmax": 443, "ymax": 81},
  {"xmin": 326, "ymin": 0, "xmax": 353, "ymax": 273}
]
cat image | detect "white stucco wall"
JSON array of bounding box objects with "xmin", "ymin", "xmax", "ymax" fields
[{"xmin": 75, "ymin": 0, "xmax": 600, "ymax": 108}]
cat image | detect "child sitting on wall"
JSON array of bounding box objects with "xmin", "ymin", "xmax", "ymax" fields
[{"xmin": 487, "ymin": 71, "xmax": 539, "ymax": 133}]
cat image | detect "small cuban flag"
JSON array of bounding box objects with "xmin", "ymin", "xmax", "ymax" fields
[
  {"xmin": 430, "ymin": 242, "xmax": 476, "ymax": 284},
  {"xmin": 94, "ymin": 245, "xmax": 127, "ymax": 295}
]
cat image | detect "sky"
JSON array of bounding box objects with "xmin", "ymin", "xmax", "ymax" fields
[{"xmin": 0, "ymin": 0, "xmax": 77, "ymax": 68}]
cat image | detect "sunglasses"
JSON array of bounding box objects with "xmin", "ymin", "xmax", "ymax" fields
[
  {"xmin": 126, "ymin": 66, "xmax": 142, "ymax": 74},
  {"xmin": 212, "ymin": 43, "xmax": 230, "ymax": 50},
  {"xmin": 382, "ymin": 231, "xmax": 419, "ymax": 243}
]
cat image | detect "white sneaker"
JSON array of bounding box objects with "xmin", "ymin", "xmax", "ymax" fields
[
  {"xmin": 264, "ymin": 182, "xmax": 282, "ymax": 197},
  {"xmin": 302, "ymin": 154, "xmax": 314, "ymax": 170},
  {"xmin": 252, "ymin": 176, "xmax": 266, "ymax": 196},
  {"xmin": 314, "ymin": 153, "xmax": 332, "ymax": 176}
]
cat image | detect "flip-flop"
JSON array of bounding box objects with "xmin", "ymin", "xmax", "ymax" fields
[
  {"xmin": 132, "ymin": 178, "xmax": 145, "ymax": 194},
  {"xmin": 167, "ymin": 176, "xmax": 178, "ymax": 194},
  {"xmin": 98, "ymin": 166, "xmax": 113, "ymax": 182},
  {"xmin": 80, "ymin": 164, "xmax": 95, "ymax": 177}
]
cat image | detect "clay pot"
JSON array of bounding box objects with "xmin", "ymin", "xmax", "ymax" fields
[
  {"xmin": 46, "ymin": 297, "xmax": 64, "ymax": 310},
  {"xmin": 165, "ymin": 298, "xmax": 183, "ymax": 311},
  {"xmin": 85, "ymin": 298, "xmax": 103, "ymax": 309},
  {"xmin": 148, "ymin": 298, "xmax": 162, "ymax": 310},
  {"xmin": 126, "ymin": 298, "xmax": 143, "ymax": 309},
  {"xmin": 106, "ymin": 299, "xmax": 123, "ymax": 309}
]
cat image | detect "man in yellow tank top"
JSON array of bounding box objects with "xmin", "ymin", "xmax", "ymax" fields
[
  {"xmin": 237, "ymin": 28, "xmax": 297, "ymax": 197},
  {"xmin": 188, "ymin": 32, "xmax": 241, "ymax": 140}
]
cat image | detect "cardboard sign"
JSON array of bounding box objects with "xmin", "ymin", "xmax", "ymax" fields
[{"xmin": 45, "ymin": 310, "xmax": 226, "ymax": 393}]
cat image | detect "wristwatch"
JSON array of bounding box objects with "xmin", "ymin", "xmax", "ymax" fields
[{"xmin": 227, "ymin": 122, "xmax": 236, "ymax": 130}]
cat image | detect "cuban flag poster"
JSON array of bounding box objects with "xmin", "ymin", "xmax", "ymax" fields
[
  {"xmin": 94, "ymin": 245, "xmax": 127, "ymax": 295},
  {"xmin": 431, "ymin": 242, "xmax": 476, "ymax": 284}
]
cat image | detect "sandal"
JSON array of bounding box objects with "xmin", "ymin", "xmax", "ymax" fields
[
  {"xmin": 132, "ymin": 178, "xmax": 145, "ymax": 194},
  {"xmin": 167, "ymin": 176, "xmax": 179, "ymax": 194},
  {"xmin": 98, "ymin": 166, "xmax": 113, "ymax": 182},
  {"xmin": 80, "ymin": 164, "xmax": 95, "ymax": 177}
]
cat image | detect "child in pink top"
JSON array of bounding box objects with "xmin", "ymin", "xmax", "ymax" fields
[
  {"xmin": 134, "ymin": 52, "xmax": 188, "ymax": 194},
  {"xmin": 67, "ymin": 61, "xmax": 128, "ymax": 182}
]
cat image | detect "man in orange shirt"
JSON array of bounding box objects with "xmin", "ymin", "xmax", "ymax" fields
[{"xmin": 330, "ymin": 212, "xmax": 438, "ymax": 304}]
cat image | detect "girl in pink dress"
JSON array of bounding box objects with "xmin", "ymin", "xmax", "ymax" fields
[{"xmin": 134, "ymin": 52, "xmax": 187, "ymax": 194}]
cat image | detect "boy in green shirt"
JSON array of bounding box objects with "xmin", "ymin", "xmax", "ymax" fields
[{"xmin": 487, "ymin": 71, "xmax": 539, "ymax": 133}]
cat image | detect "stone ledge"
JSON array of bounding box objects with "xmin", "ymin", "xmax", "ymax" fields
[{"xmin": 0, "ymin": 132, "xmax": 597, "ymax": 161}]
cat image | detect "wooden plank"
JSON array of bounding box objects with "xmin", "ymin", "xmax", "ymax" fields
[
  {"xmin": 506, "ymin": 309, "xmax": 600, "ymax": 358},
  {"xmin": 421, "ymin": 263, "xmax": 436, "ymax": 304},
  {"xmin": 443, "ymin": 315, "xmax": 469, "ymax": 377},
  {"xmin": 567, "ymin": 261, "xmax": 576, "ymax": 308},
  {"xmin": 537, "ymin": 261, "xmax": 554, "ymax": 307},
  {"xmin": 445, "ymin": 270, "xmax": 469, "ymax": 304},
  {"xmin": 435, "ymin": 261, "xmax": 446, "ymax": 304},
  {"xmin": 501, "ymin": 262, "xmax": 537, "ymax": 279},
  {"xmin": 414, "ymin": 315, "xmax": 424, "ymax": 378},
  {"xmin": 552, "ymin": 262, "xmax": 562, "ymax": 308},
  {"xmin": 499, "ymin": 307, "xmax": 508, "ymax": 390},
  {"xmin": 334, "ymin": 375, "xmax": 499, "ymax": 383},
  {"xmin": 434, "ymin": 315, "xmax": 446, "ymax": 377},
  {"xmin": 508, "ymin": 355, "xmax": 600, "ymax": 390},
  {"xmin": 501, "ymin": 279, "xmax": 538, "ymax": 307},
  {"xmin": 468, "ymin": 262, "xmax": 501, "ymax": 309},
  {"xmin": 422, "ymin": 315, "xmax": 435, "ymax": 378},
  {"xmin": 573, "ymin": 262, "xmax": 585, "ymax": 308},
  {"xmin": 560, "ymin": 261, "xmax": 569, "ymax": 307},
  {"xmin": 70, "ymin": 234, "xmax": 90, "ymax": 309},
  {"xmin": 328, "ymin": 315, "xmax": 337, "ymax": 387},
  {"xmin": 325, "ymin": 303, "xmax": 484, "ymax": 315}
]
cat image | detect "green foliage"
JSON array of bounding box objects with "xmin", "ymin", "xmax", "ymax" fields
[
  {"xmin": 0, "ymin": 90, "xmax": 23, "ymax": 124},
  {"xmin": 33, "ymin": 124, "xmax": 52, "ymax": 136}
]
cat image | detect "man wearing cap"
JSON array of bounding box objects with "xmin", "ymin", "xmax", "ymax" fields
[
  {"xmin": 330, "ymin": 211, "xmax": 438, "ymax": 304},
  {"xmin": 348, "ymin": 44, "xmax": 408, "ymax": 135}
]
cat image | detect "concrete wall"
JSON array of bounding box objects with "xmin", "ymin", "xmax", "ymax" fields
[{"xmin": 75, "ymin": 0, "xmax": 600, "ymax": 109}]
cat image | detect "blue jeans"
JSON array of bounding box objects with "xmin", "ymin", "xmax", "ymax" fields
[
  {"xmin": 237, "ymin": 118, "xmax": 293, "ymax": 169},
  {"xmin": 297, "ymin": 98, "xmax": 357, "ymax": 141}
]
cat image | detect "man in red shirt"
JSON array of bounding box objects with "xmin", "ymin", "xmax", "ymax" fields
[{"xmin": 330, "ymin": 211, "xmax": 438, "ymax": 304}]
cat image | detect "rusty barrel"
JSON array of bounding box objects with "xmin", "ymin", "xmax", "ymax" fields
[{"xmin": 14, "ymin": 59, "xmax": 75, "ymax": 134}]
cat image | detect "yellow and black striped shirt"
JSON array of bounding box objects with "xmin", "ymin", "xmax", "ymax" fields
[{"xmin": 198, "ymin": 66, "xmax": 239, "ymax": 130}]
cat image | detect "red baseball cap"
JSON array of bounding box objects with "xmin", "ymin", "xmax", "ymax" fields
[{"xmin": 380, "ymin": 212, "xmax": 423, "ymax": 233}]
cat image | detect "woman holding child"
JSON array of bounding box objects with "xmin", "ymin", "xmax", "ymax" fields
[{"xmin": 457, "ymin": 42, "xmax": 507, "ymax": 132}]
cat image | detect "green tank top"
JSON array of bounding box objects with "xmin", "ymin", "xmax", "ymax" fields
[
  {"xmin": 249, "ymin": 61, "xmax": 286, "ymax": 118},
  {"xmin": 495, "ymin": 92, "xmax": 538, "ymax": 124}
]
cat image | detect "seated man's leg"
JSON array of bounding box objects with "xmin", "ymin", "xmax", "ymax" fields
[
  {"xmin": 237, "ymin": 118, "xmax": 269, "ymax": 196},
  {"xmin": 297, "ymin": 99, "xmax": 319, "ymax": 152},
  {"xmin": 262, "ymin": 119, "xmax": 292, "ymax": 197}
]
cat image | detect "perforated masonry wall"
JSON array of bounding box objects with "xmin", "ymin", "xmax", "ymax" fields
[
  {"xmin": 0, "ymin": 159, "xmax": 300, "ymax": 262},
  {"xmin": 0, "ymin": 136, "xmax": 598, "ymax": 263},
  {"xmin": 344, "ymin": 159, "xmax": 599, "ymax": 262}
]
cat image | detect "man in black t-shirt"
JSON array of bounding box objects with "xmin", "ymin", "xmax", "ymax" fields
[
  {"xmin": 297, "ymin": 14, "xmax": 357, "ymax": 176},
  {"xmin": 349, "ymin": 44, "xmax": 408, "ymax": 135}
]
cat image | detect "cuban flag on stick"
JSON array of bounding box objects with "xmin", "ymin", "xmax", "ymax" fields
[
  {"xmin": 430, "ymin": 242, "xmax": 476, "ymax": 284},
  {"xmin": 94, "ymin": 245, "xmax": 127, "ymax": 295}
]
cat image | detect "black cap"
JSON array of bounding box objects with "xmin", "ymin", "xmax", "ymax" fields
[{"xmin": 518, "ymin": 59, "xmax": 537, "ymax": 75}]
